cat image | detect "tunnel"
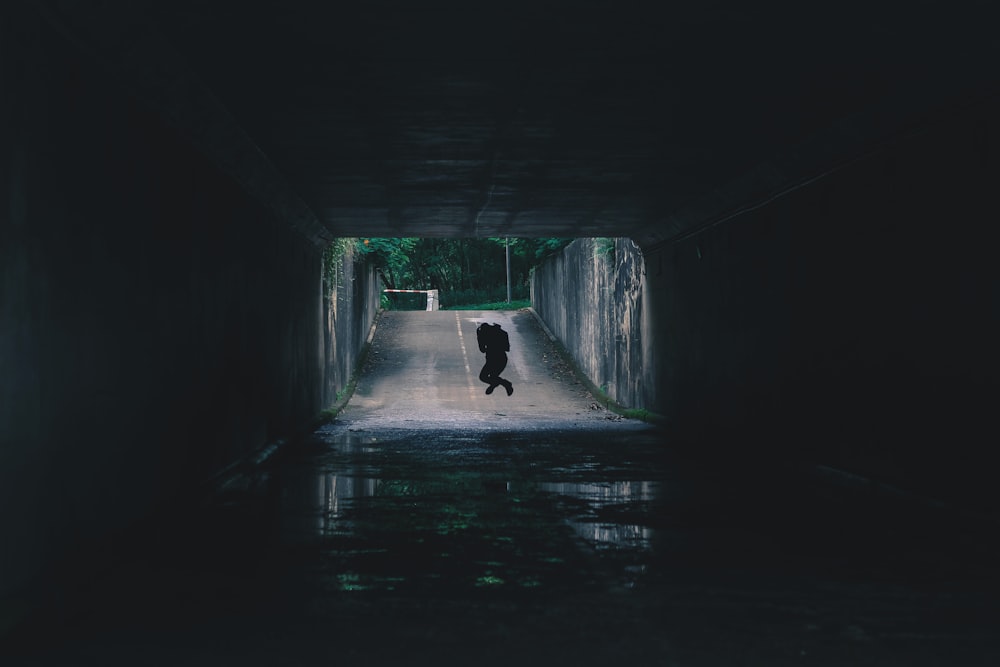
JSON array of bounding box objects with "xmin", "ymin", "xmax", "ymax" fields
[{"xmin": 2, "ymin": 1, "xmax": 999, "ymax": 663}]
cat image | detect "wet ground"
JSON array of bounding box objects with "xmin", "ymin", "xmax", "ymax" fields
[{"xmin": 4, "ymin": 311, "xmax": 999, "ymax": 665}]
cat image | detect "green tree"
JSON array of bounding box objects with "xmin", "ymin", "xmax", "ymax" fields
[{"xmin": 355, "ymin": 237, "xmax": 417, "ymax": 289}]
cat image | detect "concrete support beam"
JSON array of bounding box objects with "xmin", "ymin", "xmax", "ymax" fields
[{"xmin": 24, "ymin": 0, "xmax": 334, "ymax": 248}]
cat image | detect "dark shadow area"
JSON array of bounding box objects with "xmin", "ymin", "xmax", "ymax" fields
[{"xmin": 3, "ymin": 426, "xmax": 998, "ymax": 665}]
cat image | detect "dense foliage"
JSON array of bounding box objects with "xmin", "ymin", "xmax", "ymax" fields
[{"xmin": 353, "ymin": 237, "xmax": 573, "ymax": 309}]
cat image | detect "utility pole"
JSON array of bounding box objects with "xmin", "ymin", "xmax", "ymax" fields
[{"xmin": 505, "ymin": 237, "xmax": 512, "ymax": 303}]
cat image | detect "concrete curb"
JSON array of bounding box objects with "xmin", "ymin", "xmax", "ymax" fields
[{"xmin": 527, "ymin": 306, "xmax": 558, "ymax": 342}]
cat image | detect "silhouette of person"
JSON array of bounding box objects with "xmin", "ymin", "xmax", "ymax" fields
[{"xmin": 476, "ymin": 322, "xmax": 513, "ymax": 396}]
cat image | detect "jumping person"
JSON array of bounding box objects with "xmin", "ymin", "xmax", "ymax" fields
[{"xmin": 476, "ymin": 322, "xmax": 513, "ymax": 396}]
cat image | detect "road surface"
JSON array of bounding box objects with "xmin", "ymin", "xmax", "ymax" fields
[
  {"xmin": 341, "ymin": 309, "xmax": 637, "ymax": 429},
  {"xmin": 4, "ymin": 310, "xmax": 998, "ymax": 666}
]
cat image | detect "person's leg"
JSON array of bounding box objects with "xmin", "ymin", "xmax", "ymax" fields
[
  {"xmin": 480, "ymin": 359, "xmax": 499, "ymax": 394},
  {"xmin": 494, "ymin": 355, "xmax": 513, "ymax": 395}
]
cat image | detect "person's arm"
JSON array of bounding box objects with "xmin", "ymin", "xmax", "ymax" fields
[{"xmin": 476, "ymin": 325, "xmax": 487, "ymax": 353}]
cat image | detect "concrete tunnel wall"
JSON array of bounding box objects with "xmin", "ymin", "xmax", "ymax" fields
[
  {"xmin": 0, "ymin": 11, "xmax": 380, "ymax": 597},
  {"xmin": 532, "ymin": 94, "xmax": 998, "ymax": 511},
  {"xmin": 531, "ymin": 238, "xmax": 648, "ymax": 412}
]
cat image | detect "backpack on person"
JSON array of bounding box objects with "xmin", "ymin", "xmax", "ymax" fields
[{"xmin": 476, "ymin": 323, "xmax": 509, "ymax": 354}]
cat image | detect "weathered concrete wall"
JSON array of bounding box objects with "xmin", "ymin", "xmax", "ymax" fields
[
  {"xmin": 640, "ymin": 94, "xmax": 999, "ymax": 506},
  {"xmin": 531, "ymin": 238, "xmax": 647, "ymax": 411},
  {"xmin": 0, "ymin": 8, "xmax": 378, "ymax": 597},
  {"xmin": 323, "ymin": 250, "xmax": 381, "ymax": 408}
]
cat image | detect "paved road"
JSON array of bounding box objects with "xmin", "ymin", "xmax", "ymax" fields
[
  {"xmin": 342, "ymin": 309, "xmax": 636, "ymax": 429},
  {"xmin": 4, "ymin": 310, "xmax": 999, "ymax": 665}
]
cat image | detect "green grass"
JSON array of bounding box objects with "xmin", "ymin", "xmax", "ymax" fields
[{"xmin": 442, "ymin": 299, "xmax": 531, "ymax": 311}]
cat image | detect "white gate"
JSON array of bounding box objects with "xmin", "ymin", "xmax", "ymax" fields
[{"xmin": 383, "ymin": 289, "xmax": 439, "ymax": 311}]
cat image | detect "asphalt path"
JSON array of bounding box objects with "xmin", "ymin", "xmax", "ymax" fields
[{"xmin": 340, "ymin": 309, "xmax": 641, "ymax": 430}]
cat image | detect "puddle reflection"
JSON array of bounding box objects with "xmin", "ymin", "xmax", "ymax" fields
[
  {"xmin": 538, "ymin": 481, "xmax": 658, "ymax": 551},
  {"xmin": 289, "ymin": 469, "xmax": 658, "ymax": 554},
  {"xmin": 280, "ymin": 472, "xmax": 382, "ymax": 541},
  {"xmin": 315, "ymin": 474, "xmax": 380, "ymax": 535},
  {"xmin": 288, "ymin": 434, "xmax": 659, "ymax": 553}
]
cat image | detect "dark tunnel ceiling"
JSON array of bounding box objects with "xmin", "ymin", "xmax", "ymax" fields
[{"xmin": 44, "ymin": 0, "xmax": 1000, "ymax": 247}]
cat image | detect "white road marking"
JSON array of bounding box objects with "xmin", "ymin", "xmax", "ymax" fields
[{"xmin": 455, "ymin": 311, "xmax": 477, "ymax": 399}]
